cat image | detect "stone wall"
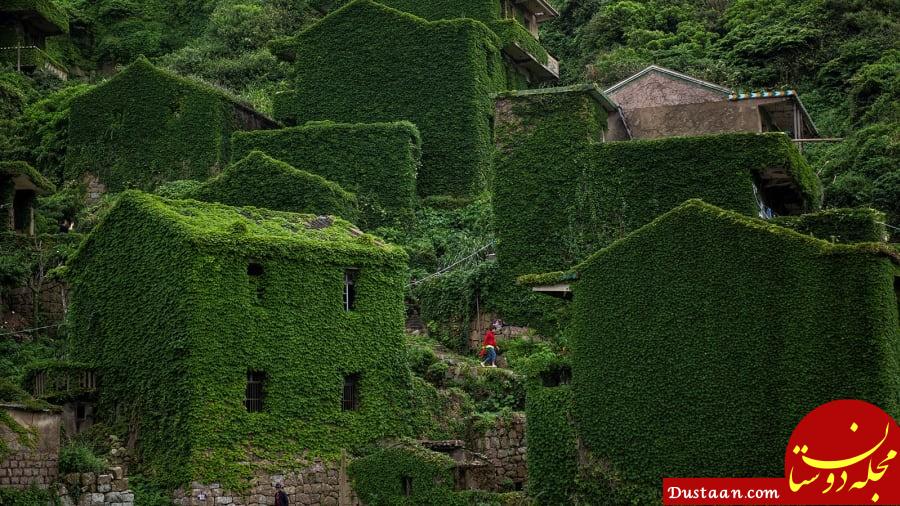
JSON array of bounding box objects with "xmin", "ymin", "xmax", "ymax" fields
[
  {"xmin": 0, "ymin": 404, "xmax": 60, "ymax": 490},
  {"xmin": 468, "ymin": 412, "xmax": 527, "ymax": 491},
  {"xmin": 174, "ymin": 458, "xmax": 359, "ymax": 506},
  {"xmin": 467, "ymin": 311, "xmax": 530, "ymax": 352},
  {"xmin": 57, "ymin": 466, "xmax": 133, "ymax": 506},
  {"xmin": 7, "ymin": 279, "xmax": 69, "ymax": 327}
]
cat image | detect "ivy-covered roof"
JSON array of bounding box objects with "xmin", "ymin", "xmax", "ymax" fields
[
  {"xmin": 186, "ymin": 151, "xmax": 360, "ymax": 223},
  {"xmin": 0, "ymin": 161, "xmax": 56, "ymax": 193},
  {"xmin": 70, "ymin": 191, "xmax": 404, "ymax": 269},
  {"xmin": 518, "ymin": 200, "xmax": 900, "ymax": 286},
  {"xmin": 495, "ymin": 83, "xmax": 618, "ymax": 112},
  {"xmin": 66, "ymin": 58, "xmax": 277, "ymax": 191},
  {"xmin": 1, "ymin": 0, "xmax": 69, "ymax": 34}
]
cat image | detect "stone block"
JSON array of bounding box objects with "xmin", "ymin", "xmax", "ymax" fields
[
  {"xmin": 105, "ymin": 491, "xmax": 124, "ymax": 502},
  {"xmin": 109, "ymin": 466, "xmax": 124, "ymax": 479},
  {"xmin": 98, "ymin": 483, "xmax": 111, "ymax": 493},
  {"xmin": 216, "ymin": 497, "xmax": 233, "ymax": 504}
]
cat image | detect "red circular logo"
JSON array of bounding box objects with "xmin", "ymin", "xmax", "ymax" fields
[{"xmin": 784, "ymin": 400, "xmax": 900, "ymax": 504}]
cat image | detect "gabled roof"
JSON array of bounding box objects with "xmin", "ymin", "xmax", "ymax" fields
[
  {"xmin": 187, "ymin": 151, "xmax": 359, "ymax": 219},
  {"xmin": 194, "ymin": 151, "xmax": 355, "ymax": 201},
  {"xmin": 604, "ymin": 65, "xmax": 732, "ymax": 96},
  {"xmin": 68, "ymin": 191, "xmax": 404, "ymax": 271},
  {"xmin": 515, "ymin": 0, "xmax": 559, "ymax": 22},
  {"xmin": 495, "ymin": 83, "xmax": 618, "ymax": 112},
  {"xmin": 270, "ymin": 0, "xmax": 498, "ymax": 62},
  {"xmin": 520, "ymin": 199, "xmax": 900, "ymax": 289},
  {"xmin": 2, "ymin": 0, "xmax": 69, "ymax": 34},
  {"xmin": 0, "ymin": 161, "xmax": 56, "ymax": 194},
  {"xmin": 89, "ymin": 58, "xmax": 277, "ymax": 127}
]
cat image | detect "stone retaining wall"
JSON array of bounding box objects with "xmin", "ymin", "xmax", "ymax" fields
[
  {"xmin": 7, "ymin": 279, "xmax": 69, "ymax": 327},
  {"xmin": 57, "ymin": 466, "xmax": 133, "ymax": 506},
  {"xmin": 469, "ymin": 412, "xmax": 527, "ymax": 491},
  {"xmin": 0, "ymin": 404, "xmax": 60, "ymax": 490},
  {"xmin": 174, "ymin": 458, "xmax": 359, "ymax": 506}
]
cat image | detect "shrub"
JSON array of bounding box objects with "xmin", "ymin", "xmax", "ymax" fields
[{"xmin": 59, "ymin": 443, "xmax": 107, "ymax": 474}]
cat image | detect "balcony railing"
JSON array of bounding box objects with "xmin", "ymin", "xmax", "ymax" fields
[{"xmin": 0, "ymin": 45, "xmax": 68, "ymax": 80}]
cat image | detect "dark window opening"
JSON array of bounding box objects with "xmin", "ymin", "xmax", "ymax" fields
[
  {"xmin": 248, "ymin": 262, "xmax": 265, "ymax": 300},
  {"xmin": 247, "ymin": 263, "xmax": 264, "ymax": 276},
  {"xmin": 344, "ymin": 269, "xmax": 359, "ymax": 311},
  {"xmin": 342, "ymin": 373, "xmax": 360, "ymax": 411},
  {"xmin": 74, "ymin": 402, "xmax": 91, "ymax": 432},
  {"xmin": 33, "ymin": 371, "xmax": 46, "ymax": 397},
  {"xmin": 13, "ymin": 189, "xmax": 35, "ymax": 233},
  {"xmin": 540, "ymin": 365, "xmax": 572, "ymax": 387},
  {"xmin": 245, "ymin": 371, "xmax": 266, "ymax": 412},
  {"xmin": 512, "ymin": 481, "xmax": 524, "ymax": 492},
  {"xmin": 402, "ymin": 476, "xmax": 412, "ymax": 497}
]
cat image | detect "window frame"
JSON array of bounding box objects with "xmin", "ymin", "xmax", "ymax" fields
[
  {"xmin": 342, "ymin": 373, "xmax": 360, "ymax": 412},
  {"xmin": 244, "ymin": 370, "xmax": 266, "ymax": 413}
]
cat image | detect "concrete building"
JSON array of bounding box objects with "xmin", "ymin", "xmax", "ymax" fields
[
  {"xmin": 0, "ymin": 0, "xmax": 68, "ymax": 78},
  {"xmin": 604, "ymin": 65, "xmax": 819, "ymax": 144}
]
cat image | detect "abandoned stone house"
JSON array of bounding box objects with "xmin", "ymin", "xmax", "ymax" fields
[
  {"xmin": 65, "ymin": 58, "xmax": 279, "ymax": 195},
  {"xmin": 64, "ymin": 191, "xmax": 412, "ymax": 497},
  {"xmin": 0, "ymin": 0, "xmax": 68, "ymax": 79},
  {"xmin": 603, "ymin": 65, "xmax": 820, "ymax": 143},
  {"xmin": 522, "ymin": 200, "xmax": 900, "ymax": 498},
  {"xmin": 347, "ymin": 0, "xmax": 561, "ymax": 82},
  {"xmin": 0, "ymin": 402, "xmax": 61, "ymax": 490},
  {"xmin": 0, "ymin": 161, "xmax": 55, "ymax": 236}
]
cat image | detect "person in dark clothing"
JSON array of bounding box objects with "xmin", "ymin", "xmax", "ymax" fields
[{"xmin": 275, "ymin": 483, "xmax": 289, "ymax": 506}]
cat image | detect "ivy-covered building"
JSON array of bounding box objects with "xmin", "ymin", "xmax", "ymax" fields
[
  {"xmin": 0, "ymin": 0, "xmax": 68, "ymax": 78},
  {"xmin": 184, "ymin": 151, "xmax": 360, "ymax": 224},
  {"xmin": 232, "ymin": 121, "xmax": 420, "ymax": 228},
  {"xmin": 66, "ymin": 191, "xmax": 412, "ymax": 488},
  {"xmin": 344, "ymin": 0, "xmax": 561, "ymax": 83},
  {"xmin": 521, "ymin": 200, "xmax": 900, "ymax": 502},
  {"xmin": 493, "ymin": 85, "xmax": 821, "ymax": 325},
  {"xmin": 0, "ymin": 161, "xmax": 55, "ymax": 236},
  {"xmin": 65, "ymin": 58, "xmax": 279, "ymax": 193},
  {"xmin": 270, "ymin": 0, "xmax": 557, "ymax": 197}
]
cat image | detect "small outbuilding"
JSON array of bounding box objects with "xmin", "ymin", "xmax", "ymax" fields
[
  {"xmin": 0, "ymin": 161, "xmax": 56, "ymax": 236},
  {"xmin": 0, "ymin": 0, "xmax": 68, "ymax": 78}
]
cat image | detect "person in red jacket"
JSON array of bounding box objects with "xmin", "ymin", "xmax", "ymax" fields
[{"xmin": 480, "ymin": 321, "xmax": 500, "ymax": 367}]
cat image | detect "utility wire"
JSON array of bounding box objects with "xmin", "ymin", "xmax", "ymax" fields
[
  {"xmin": 0, "ymin": 323, "xmax": 64, "ymax": 338},
  {"xmin": 877, "ymin": 222, "xmax": 900, "ymax": 233},
  {"xmin": 409, "ymin": 241, "xmax": 494, "ymax": 288}
]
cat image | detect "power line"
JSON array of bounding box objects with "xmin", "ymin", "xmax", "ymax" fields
[
  {"xmin": 877, "ymin": 222, "xmax": 900, "ymax": 233},
  {"xmin": 0, "ymin": 323, "xmax": 64, "ymax": 338},
  {"xmin": 409, "ymin": 241, "xmax": 494, "ymax": 288}
]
